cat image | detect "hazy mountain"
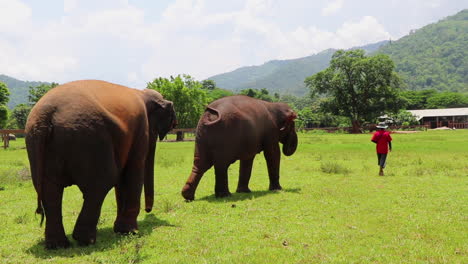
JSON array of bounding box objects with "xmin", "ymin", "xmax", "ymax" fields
[
  {"xmin": 0, "ymin": 74, "xmax": 50, "ymax": 109},
  {"xmin": 208, "ymin": 41, "xmax": 388, "ymax": 96},
  {"xmin": 377, "ymin": 9, "xmax": 467, "ymax": 93}
]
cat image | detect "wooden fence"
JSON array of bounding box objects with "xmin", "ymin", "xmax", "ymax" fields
[
  {"xmin": 300, "ymin": 124, "xmax": 430, "ymax": 133},
  {"xmin": 0, "ymin": 123, "xmax": 463, "ymax": 149},
  {"xmin": 0, "ymin": 128, "xmax": 197, "ymax": 149}
]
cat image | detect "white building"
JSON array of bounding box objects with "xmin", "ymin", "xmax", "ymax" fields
[{"xmin": 408, "ymin": 108, "xmax": 468, "ymax": 128}]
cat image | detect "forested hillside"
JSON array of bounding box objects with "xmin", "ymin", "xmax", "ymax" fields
[
  {"xmin": 378, "ymin": 9, "xmax": 467, "ymax": 93},
  {"xmin": 208, "ymin": 42, "xmax": 388, "ymax": 96},
  {"xmin": 0, "ymin": 75, "xmax": 50, "ymax": 108},
  {"xmin": 209, "ymin": 9, "xmax": 467, "ymax": 96}
]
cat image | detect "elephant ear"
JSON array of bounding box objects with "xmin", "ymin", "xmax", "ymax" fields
[{"xmin": 142, "ymin": 89, "xmax": 177, "ymax": 140}]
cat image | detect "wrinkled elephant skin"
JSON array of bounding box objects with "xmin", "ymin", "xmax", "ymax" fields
[
  {"xmin": 182, "ymin": 95, "xmax": 297, "ymax": 201},
  {"xmin": 26, "ymin": 80, "xmax": 176, "ymax": 249}
]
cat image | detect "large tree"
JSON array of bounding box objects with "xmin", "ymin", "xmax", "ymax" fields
[
  {"xmin": 147, "ymin": 75, "xmax": 208, "ymax": 128},
  {"xmin": 305, "ymin": 49, "xmax": 404, "ymax": 133},
  {"xmin": 200, "ymin": 79, "xmax": 233, "ymax": 102}
]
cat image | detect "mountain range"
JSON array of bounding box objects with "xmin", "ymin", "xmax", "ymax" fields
[
  {"xmin": 1, "ymin": 9, "xmax": 467, "ymax": 109},
  {"xmin": 208, "ymin": 41, "xmax": 388, "ymax": 96}
]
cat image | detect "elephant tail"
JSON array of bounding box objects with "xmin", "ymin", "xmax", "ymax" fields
[
  {"xmin": 201, "ymin": 106, "xmax": 221, "ymax": 126},
  {"xmin": 26, "ymin": 115, "xmax": 54, "ymax": 227}
]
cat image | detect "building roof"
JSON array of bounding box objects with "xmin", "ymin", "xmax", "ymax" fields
[{"xmin": 408, "ymin": 108, "xmax": 468, "ymax": 120}]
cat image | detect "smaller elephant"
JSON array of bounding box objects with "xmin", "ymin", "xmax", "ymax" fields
[
  {"xmin": 26, "ymin": 80, "xmax": 176, "ymax": 249},
  {"xmin": 182, "ymin": 95, "xmax": 298, "ymax": 200},
  {"xmin": 8, "ymin": 134, "xmax": 16, "ymax": 140}
]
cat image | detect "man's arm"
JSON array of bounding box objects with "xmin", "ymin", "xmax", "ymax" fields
[{"xmin": 389, "ymin": 141, "xmax": 392, "ymax": 152}]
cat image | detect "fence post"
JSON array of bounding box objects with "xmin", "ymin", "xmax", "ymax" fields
[{"xmin": 176, "ymin": 131, "xmax": 185, "ymax": 141}]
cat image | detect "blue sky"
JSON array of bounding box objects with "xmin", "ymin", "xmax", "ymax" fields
[{"xmin": 0, "ymin": 0, "xmax": 466, "ymax": 88}]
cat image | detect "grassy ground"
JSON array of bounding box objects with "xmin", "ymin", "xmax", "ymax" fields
[{"xmin": 0, "ymin": 130, "xmax": 466, "ymax": 263}]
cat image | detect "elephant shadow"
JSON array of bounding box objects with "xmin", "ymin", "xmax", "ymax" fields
[
  {"xmin": 27, "ymin": 213, "xmax": 175, "ymax": 258},
  {"xmin": 198, "ymin": 187, "xmax": 302, "ymax": 203}
]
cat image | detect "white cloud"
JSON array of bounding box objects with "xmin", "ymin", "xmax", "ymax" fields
[
  {"xmin": 64, "ymin": 0, "xmax": 77, "ymax": 13},
  {"xmin": 321, "ymin": 0, "xmax": 343, "ymax": 16},
  {"xmin": 0, "ymin": 0, "xmax": 31, "ymax": 32},
  {"xmin": 426, "ymin": 0, "xmax": 442, "ymax": 8}
]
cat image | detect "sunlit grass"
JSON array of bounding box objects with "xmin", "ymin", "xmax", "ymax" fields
[{"xmin": 0, "ymin": 130, "xmax": 466, "ymax": 263}]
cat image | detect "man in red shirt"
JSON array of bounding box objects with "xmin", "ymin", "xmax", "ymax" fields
[{"xmin": 371, "ymin": 122, "xmax": 392, "ymax": 176}]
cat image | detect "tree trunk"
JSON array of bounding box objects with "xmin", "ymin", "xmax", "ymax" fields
[{"xmin": 351, "ymin": 120, "xmax": 362, "ymax": 134}]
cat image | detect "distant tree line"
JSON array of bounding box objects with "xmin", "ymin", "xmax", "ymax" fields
[{"xmin": 0, "ymin": 82, "xmax": 58, "ymax": 129}]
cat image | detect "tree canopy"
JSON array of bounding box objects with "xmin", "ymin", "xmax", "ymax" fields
[
  {"xmin": 0, "ymin": 81, "xmax": 10, "ymax": 106},
  {"xmin": 28, "ymin": 82, "xmax": 58, "ymax": 106},
  {"xmin": 9, "ymin": 104, "xmax": 31, "ymax": 129},
  {"xmin": 401, "ymin": 89, "xmax": 468, "ymax": 109},
  {"xmin": 147, "ymin": 75, "xmax": 208, "ymax": 128},
  {"xmin": 0, "ymin": 81, "xmax": 10, "ymax": 128},
  {"xmin": 305, "ymin": 49, "xmax": 404, "ymax": 133},
  {"xmin": 239, "ymin": 88, "xmax": 279, "ymax": 102},
  {"xmin": 200, "ymin": 79, "xmax": 234, "ymax": 103}
]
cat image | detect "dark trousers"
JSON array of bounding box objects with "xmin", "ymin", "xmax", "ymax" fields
[{"xmin": 377, "ymin": 153, "xmax": 387, "ymax": 168}]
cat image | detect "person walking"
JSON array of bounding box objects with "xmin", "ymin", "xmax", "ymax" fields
[{"xmin": 371, "ymin": 122, "xmax": 392, "ymax": 176}]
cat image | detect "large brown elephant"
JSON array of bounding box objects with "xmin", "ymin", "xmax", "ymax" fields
[
  {"xmin": 181, "ymin": 95, "xmax": 297, "ymax": 201},
  {"xmin": 25, "ymin": 80, "xmax": 176, "ymax": 249}
]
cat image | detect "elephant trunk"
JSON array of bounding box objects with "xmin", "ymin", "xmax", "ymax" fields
[
  {"xmin": 182, "ymin": 170, "xmax": 202, "ymax": 201},
  {"xmin": 144, "ymin": 137, "xmax": 157, "ymax": 212},
  {"xmin": 282, "ymin": 123, "xmax": 298, "ymax": 156}
]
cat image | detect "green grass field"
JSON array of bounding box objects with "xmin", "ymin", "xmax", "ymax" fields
[{"xmin": 0, "ymin": 130, "xmax": 467, "ymax": 263}]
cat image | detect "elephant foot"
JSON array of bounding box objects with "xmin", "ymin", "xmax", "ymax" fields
[
  {"xmin": 45, "ymin": 237, "xmax": 71, "ymax": 250},
  {"xmin": 181, "ymin": 185, "xmax": 195, "ymax": 201},
  {"xmin": 269, "ymin": 184, "xmax": 282, "ymax": 191},
  {"xmin": 113, "ymin": 220, "xmax": 138, "ymax": 234},
  {"xmin": 72, "ymin": 227, "xmax": 97, "ymax": 246},
  {"xmin": 236, "ymin": 186, "xmax": 251, "ymax": 193},
  {"xmin": 215, "ymin": 191, "xmax": 232, "ymax": 198}
]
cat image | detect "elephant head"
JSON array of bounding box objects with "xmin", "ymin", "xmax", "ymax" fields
[
  {"xmin": 142, "ymin": 89, "xmax": 177, "ymax": 140},
  {"xmin": 278, "ymin": 107, "xmax": 298, "ymax": 156},
  {"xmin": 141, "ymin": 89, "xmax": 177, "ymax": 212}
]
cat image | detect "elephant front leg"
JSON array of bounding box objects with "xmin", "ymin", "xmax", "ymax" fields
[
  {"xmin": 72, "ymin": 187, "xmax": 111, "ymax": 246},
  {"xmin": 182, "ymin": 166, "xmax": 207, "ymax": 201},
  {"xmin": 214, "ymin": 164, "xmax": 231, "ymax": 198},
  {"xmin": 182, "ymin": 147, "xmax": 213, "ymax": 201},
  {"xmin": 113, "ymin": 173, "xmax": 143, "ymax": 234},
  {"xmin": 236, "ymin": 158, "xmax": 254, "ymax": 193},
  {"xmin": 263, "ymin": 144, "xmax": 282, "ymax": 191},
  {"xmin": 42, "ymin": 182, "xmax": 70, "ymax": 249}
]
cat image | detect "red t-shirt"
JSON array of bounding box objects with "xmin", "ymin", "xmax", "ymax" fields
[{"xmin": 371, "ymin": 130, "xmax": 392, "ymax": 154}]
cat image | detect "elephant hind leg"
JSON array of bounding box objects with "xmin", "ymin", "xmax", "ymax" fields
[
  {"xmin": 72, "ymin": 185, "xmax": 112, "ymax": 246},
  {"xmin": 236, "ymin": 158, "xmax": 254, "ymax": 193},
  {"xmin": 113, "ymin": 167, "xmax": 144, "ymax": 234},
  {"xmin": 214, "ymin": 163, "xmax": 231, "ymax": 198},
  {"xmin": 42, "ymin": 182, "xmax": 70, "ymax": 249}
]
